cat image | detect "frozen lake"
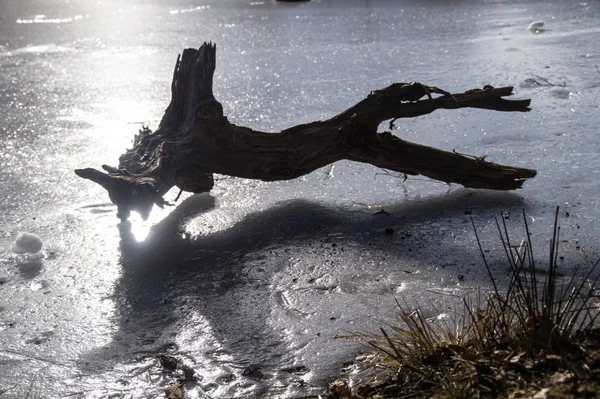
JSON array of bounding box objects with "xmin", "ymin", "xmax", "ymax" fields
[{"xmin": 1, "ymin": 0, "xmax": 600, "ymax": 397}]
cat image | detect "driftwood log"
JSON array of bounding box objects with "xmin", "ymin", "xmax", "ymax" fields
[{"xmin": 76, "ymin": 42, "xmax": 536, "ymax": 220}]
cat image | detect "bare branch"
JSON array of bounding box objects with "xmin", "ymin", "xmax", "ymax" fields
[{"xmin": 75, "ymin": 43, "xmax": 536, "ymax": 220}]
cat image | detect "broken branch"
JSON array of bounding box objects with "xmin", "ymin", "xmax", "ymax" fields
[{"xmin": 75, "ymin": 43, "xmax": 536, "ymax": 220}]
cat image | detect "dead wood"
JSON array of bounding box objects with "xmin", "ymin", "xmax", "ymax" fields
[{"xmin": 75, "ymin": 42, "xmax": 536, "ymax": 220}]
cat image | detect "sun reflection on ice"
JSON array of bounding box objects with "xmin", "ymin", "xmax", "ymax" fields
[
  {"xmin": 127, "ymin": 213, "xmax": 152, "ymax": 242},
  {"xmin": 126, "ymin": 201, "xmax": 174, "ymax": 242},
  {"xmin": 76, "ymin": 99, "xmax": 161, "ymax": 173},
  {"xmin": 16, "ymin": 14, "xmax": 84, "ymax": 24},
  {"xmin": 120, "ymin": 187, "xmax": 187, "ymax": 242}
]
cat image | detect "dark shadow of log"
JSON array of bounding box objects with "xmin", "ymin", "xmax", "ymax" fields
[
  {"xmin": 75, "ymin": 42, "xmax": 536, "ymax": 220},
  {"xmin": 77, "ymin": 192, "xmax": 526, "ymax": 397}
]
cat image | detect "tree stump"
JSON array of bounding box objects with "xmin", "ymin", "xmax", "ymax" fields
[{"xmin": 76, "ymin": 42, "xmax": 536, "ymax": 220}]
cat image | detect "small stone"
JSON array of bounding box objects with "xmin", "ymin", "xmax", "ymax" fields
[
  {"xmin": 242, "ymin": 365, "xmax": 264, "ymax": 380},
  {"xmin": 282, "ymin": 365, "xmax": 308, "ymax": 374},
  {"xmin": 157, "ymin": 354, "xmax": 179, "ymax": 370},
  {"xmin": 329, "ymin": 378, "xmax": 352, "ymax": 398},
  {"xmin": 384, "ymin": 227, "xmax": 394, "ymax": 235},
  {"xmin": 164, "ymin": 384, "xmax": 184, "ymax": 399}
]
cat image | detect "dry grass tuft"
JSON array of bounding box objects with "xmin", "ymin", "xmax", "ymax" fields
[{"xmin": 335, "ymin": 208, "xmax": 600, "ymax": 399}]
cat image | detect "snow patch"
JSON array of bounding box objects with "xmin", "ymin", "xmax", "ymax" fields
[
  {"xmin": 11, "ymin": 232, "xmax": 43, "ymax": 254},
  {"xmin": 528, "ymin": 20, "xmax": 546, "ymax": 33}
]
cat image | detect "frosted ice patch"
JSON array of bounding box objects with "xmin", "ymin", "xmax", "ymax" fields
[{"xmin": 11, "ymin": 232, "xmax": 43, "ymax": 254}]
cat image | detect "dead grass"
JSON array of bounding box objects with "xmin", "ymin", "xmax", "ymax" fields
[{"xmin": 334, "ymin": 208, "xmax": 600, "ymax": 399}]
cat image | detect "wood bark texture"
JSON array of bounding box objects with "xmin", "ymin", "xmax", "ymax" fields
[{"xmin": 75, "ymin": 43, "xmax": 537, "ymax": 220}]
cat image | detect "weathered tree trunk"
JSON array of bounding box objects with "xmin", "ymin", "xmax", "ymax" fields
[{"xmin": 75, "ymin": 43, "xmax": 536, "ymax": 220}]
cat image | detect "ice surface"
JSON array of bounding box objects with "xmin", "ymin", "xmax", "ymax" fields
[{"xmin": 1, "ymin": 0, "xmax": 600, "ymax": 397}]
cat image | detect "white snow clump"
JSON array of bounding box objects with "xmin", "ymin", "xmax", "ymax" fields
[
  {"xmin": 528, "ymin": 21, "xmax": 546, "ymax": 33},
  {"xmin": 11, "ymin": 232, "xmax": 44, "ymax": 254}
]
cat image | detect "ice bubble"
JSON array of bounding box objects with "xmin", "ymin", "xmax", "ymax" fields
[
  {"xmin": 528, "ymin": 21, "xmax": 545, "ymax": 33},
  {"xmin": 11, "ymin": 232, "xmax": 43, "ymax": 254}
]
